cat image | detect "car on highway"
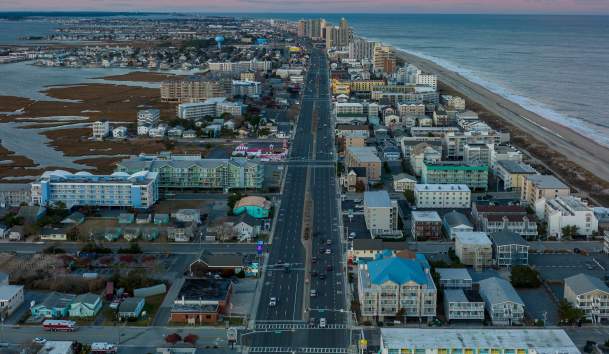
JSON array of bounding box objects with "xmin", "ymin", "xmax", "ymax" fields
[
  {"xmin": 326, "ymin": 239, "xmax": 332, "ymax": 245},
  {"xmin": 325, "ymin": 248, "xmax": 331, "ymax": 255},
  {"xmin": 319, "ymin": 248, "xmax": 325, "ymax": 255},
  {"xmin": 269, "ymin": 297, "xmax": 277, "ymax": 307},
  {"xmin": 312, "ymin": 257, "xmax": 317, "ymax": 263},
  {"xmin": 310, "ymin": 289, "xmax": 317, "ymax": 297},
  {"xmin": 348, "ymin": 232, "xmax": 356, "ymax": 240},
  {"xmin": 319, "ymin": 318, "xmax": 327, "ymax": 328},
  {"xmin": 326, "ymin": 265, "xmax": 333, "ymax": 272},
  {"xmin": 319, "ymin": 274, "xmax": 326, "ymax": 280}
]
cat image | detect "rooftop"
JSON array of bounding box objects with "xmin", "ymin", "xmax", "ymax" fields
[
  {"xmin": 176, "ymin": 277, "xmax": 232, "ymax": 302},
  {"xmin": 364, "ymin": 190, "xmax": 392, "ymax": 208},
  {"xmin": 526, "ymin": 174, "xmax": 569, "ymax": 190},
  {"xmin": 411, "ymin": 211, "xmax": 441, "ymax": 223},
  {"xmin": 443, "ymin": 211, "xmax": 473, "ymax": 228},
  {"xmin": 455, "ymin": 231, "xmax": 492, "ymax": 246},
  {"xmin": 361, "ymin": 255, "xmax": 434, "ymax": 288},
  {"xmin": 436, "ymin": 268, "xmax": 472, "ymax": 281},
  {"xmin": 490, "ymin": 230, "xmax": 528, "ymax": 247},
  {"xmin": 380, "ymin": 328, "xmax": 578, "ymax": 353},
  {"xmin": 479, "ymin": 277, "xmax": 524, "ymax": 306},
  {"xmin": 415, "ymin": 184, "xmax": 470, "ymax": 193},
  {"xmin": 565, "ymin": 273, "xmax": 609, "ymax": 296},
  {"xmin": 497, "ymin": 160, "xmax": 538, "ymax": 174}
]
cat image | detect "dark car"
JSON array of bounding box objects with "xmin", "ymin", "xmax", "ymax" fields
[
  {"xmin": 326, "ymin": 265, "xmax": 333, "ymax": 272},
  {"xmin": 312, "ymin": 257, "xmax": 317, "ymax": 264},
  {"xmin": 319, "ymin": 274, "xmax": 326, "ymax": 280}
]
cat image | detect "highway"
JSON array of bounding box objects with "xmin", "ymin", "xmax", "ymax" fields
[{"xmin": 243, "ymin": 48, "xmax": 350, "ymax": 353}]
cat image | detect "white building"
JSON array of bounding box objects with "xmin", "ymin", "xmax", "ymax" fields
[
  {"xmin": 441, "ymin": 95, "xmax": 466, "ymax": 111},
  {"xmin": 454, "ymin": 231, "xmax": 493, "ymax": 268},
  {"xmin": 564, "ymin": 273, "xmax": 609, "ymax": 323},
  {"xmin": 112, "ymin": 126, "xmax": 128, "ymax": 139},
  {"xmin": 137, "ymin": 109, "xmax": 160, "ymax": 127},
  {"xmin": 363, "ymin": 191, "xmax": 399, "ymax": 238},
  {"xmin": 444, "ymin": 289, "xmax": 485, "ymax": 321},
  {"xmin": 231, "ymin": 80, "xmax": 261, "ymax": 97},
  {"xmin": 335, "ymin": 102, "xmax": 364, "ymax": 118},
  {"xmin": 436, "ymin": 268, "xmax": 472, "ymax": 289},
  {"xmin": 414, "ymin": 184, "xmax": 471, "ymax": 209},
  {"xmin": 416, "ymin": 73, "xmax": 437, "ymax": 90},
  {"xmin": 31, "ymin": 170, "xmax": 159, "ymax": 209},
  {"xmin": 479, "ymin": 277, "xmax": 525, "ymax": 325},
  {"xmin": 545, "ymin": 196, "xmax": 598, "ymax": 239},
  {"xmin": 91, "ymin": 120, "xmax": 110, "ymax": 140},
  {"xmin": 0, "ymin": 284, "xmax": 24, "ymax": 316},
  {"xmin": 379, "ymin": 328, "xmax": 579, "ymax": 354}
]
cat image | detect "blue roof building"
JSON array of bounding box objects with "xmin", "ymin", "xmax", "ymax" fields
[{"xmin": 358, "ymin": 254, "xmax": 437, "ymax": 321}]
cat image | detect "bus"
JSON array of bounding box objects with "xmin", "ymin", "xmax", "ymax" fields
[{"xmin": 42, "ymin": 320, "xmax": 76, "ymax": 332}]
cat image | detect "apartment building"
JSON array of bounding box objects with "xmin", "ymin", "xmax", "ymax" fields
[
  {"xmin": 441, "ymin": 95, "xmax": 466, "ymax": 111},
  {"xmin": 334, "ymin": 102, "xmax": 365, "ymax": 122},
  {"xmin": 372, "ymin": 44, "xmax": 396, "ymax": 74},
  {"xmin": 454, "ymin": 231, "xmax": 493, "ymax": 268},
  {"xmin": 491, "ymin": 145, "xmax": 523, "ymax": 170},
  {"xmin": 472, "ymin": 204, "xmax": 538, "ymax": 239},
  {"xmin": 495, "ymin": 160, "xmax": 537, "ymax": 191},
  {"xmin": 490, "ymin": 230, "xmax": 529, "ymax": 267},
  {"xmin": 443, "ymin": 131, "xmax": 501, "ymax": 160},
  {"xmin": 444, "ymin": 289, "xmax": 485, "ymax": 322},
  {"xmin": 350, "ymin": 80, "xmax": 385, "ymax": 93},
  {"xmin": 421, "ymin": 162, "xmax": 488, "ymax": 191},
  {"xmin": 348, "ymin": 38, "xmax": 376, "ymax": 60},
  {"xmin": 443, "ymin": 211, "xmax": 474, "ymax": 240},
  {"xmin": 363, "ymin": 191, "xmax": 399, "ymax": 238},
  {"xmin": 345, "ymin": 146, "xmax": 382, "ymax": 181},
  {"xmin": 160, "ymin": 77, "xmax": 228, "ymax": 103},
  {"xmin": 564, "ymin": 273, "xmax": 609, "ymax": 323},
  {"xmin": 0, "ymin": 183, "xmax": 31, "ymax": 207},
  {"xmin": 231, "ymin": 80, "xmax": 261, "ymax": 97},
  {"xmin": 521, "ymin": 174, "xmax": 570, "ymax": 206},
  {"xmin": 397, "ymin": 103, "xmax": 426, "ymax": 118},
  {"xmin": 392, "ymin": 173, "xmax": 416, "ymax": 192},
  {"xmin": 357, "ymin": 255, "xmax": 436, "ymax": 321},
  {"xmin": 414, "ymin": 184, "xmax": 471, "ymax": 209},
  {"xmin": 335, "ymin": 124, "xmax": 369, "ymax": 138},
  {"xmin": 545, "ymin": 196, "xmax": 598, "ymax": 239},
  {"xmin": 479, "ymin": 277, "xmax": 525, "ymax": 325},
  {"xmin": 208, "ymin": 60, "xmax": 271, "ymax": 73},
  {"xmin": 416, "ymin": 73, "xmax": 437, "ymax": 90},
  {"xmin": 435, "ymin": 268, "xmax": 472, "ymax": 290},
  {"xmin": 31, "ymin": 170, "xmax": 159, "ymax": 209},
  {"xmin": 408, "ymin": 143, "xmax": 442, "ymax": 177},
  {"xmin": 411, "ymin": 211, "xmax": 442, "ymax": 241},
  {"xmin": 116, "ymin": 155, "xmax": 263, "ymax": 191},
  {"xmin": 91, "ymin": 120, "xmax": 110, "ymax": 140},
  {"xmin": 0, "ymin": 284, "xmax": 24, "ymax": 316},
  {"xmin": 463, "ymin": 143, "xmax": 493, "ymax": 166},
  {"xmin": 137, "ymin": 109, "xmax": 160, "ymax": 127}
]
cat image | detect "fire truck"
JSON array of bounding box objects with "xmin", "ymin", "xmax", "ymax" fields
[{"xmin": 42, "ymin": 320, "xmax": 76, "ymax": 332}]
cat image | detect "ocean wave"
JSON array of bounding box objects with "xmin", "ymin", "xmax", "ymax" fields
[{"xmin": 390, "ymin": 45, "xmax": 609, "ymax": 148}]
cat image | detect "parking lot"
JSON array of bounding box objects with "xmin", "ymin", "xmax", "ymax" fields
[{"xmin": 530, "ymin": 253, "xmax": 609, "ymax": 282}]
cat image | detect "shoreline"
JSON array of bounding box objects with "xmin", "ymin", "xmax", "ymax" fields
[{"xmin": 394, "ymin": 50, "xmax": 609, "ymax": 200}]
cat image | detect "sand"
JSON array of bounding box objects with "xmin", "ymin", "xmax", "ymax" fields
[{"xmin": 396, "ymin": 50, "xmax": 609, "ymax": 204}]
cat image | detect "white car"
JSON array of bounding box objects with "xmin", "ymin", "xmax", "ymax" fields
[
  {"xmin": 319, "ymin": 318, "xmax": 326, "ymax": 328},
  {"xmin": 310, "ymin": 289, "xmax": 317, "ymax": 297},
  {"xmin": 269, "ymin": 297, "xmax": 277, "ymax": 307},
  {"xmin": 325, "ymin": 248, "xmax": 331, "ymax": 255},
  {"xmin": 33, "ymin": 337, "xmax": 47, "ymax": 344}
]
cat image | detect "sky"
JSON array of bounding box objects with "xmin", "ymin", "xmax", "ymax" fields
[{"xmin": 1, "ymin": 0, "xmax": 608, "ymax": 14}]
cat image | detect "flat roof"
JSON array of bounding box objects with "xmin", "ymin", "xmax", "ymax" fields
[
  {"xmin": 455, "ymin": 231, "xmax": 492, "ymax": 246},
  {"xmin": 364, "ymin": 190, "xmax": 391, "ymax": 208},
  {"xmin": 436, "ymin": 268, "xmax": 472, "ymax": 281},
  {"xmin": 526, "ymin": 174, "xmax": 569, "ymax": 189},
  {"xmin": 415, "ymin": 184, "xmax": 470, "ymax": 192},
  {"xmin": 497, "ymin": 160, "xmax": 537, "ymax": 174},
  {"xmin": 380, "ymin": 329, "xmax": 579, "ymax": 353},
  {"xmin": 411, "ymin": 210, "xmax": 441, "ymax": 222}
]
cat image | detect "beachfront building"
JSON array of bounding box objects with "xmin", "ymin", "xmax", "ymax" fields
[
  {"xmin": 544, "ymin": 196, "xmax": 598, "ymax": 239},
  {"xmin": 521, "ymin": 174, "xmax": 570, "ymax": 206},
  {"xmin": 116, "ymin": 155, "xmax": 263, "ymax": 191},
  {"xmin": 372, "ymin": 44, "xmax": 396, "ymax": 75},
  {"xmin": 472, "ymin": 204, "xmax": 538, "ymax": 239},
  {"xmin": 454, "ymin": 231, "xmax": 493, "ymax": 268},
  {"xmin": 357, "ymin": 255, "xmax": 436, "ymax": 321},
  {"xmin": 564, "ymin": 273, "xmax": 609, "ymax": 323},
  {"xmin": 177, "ymin": 97, "xmax": 240, "ymax": 120},
  {"xmin": 495, "ymin": 160, "xmax": 538, "ymax": 191},
  {"xmin": 91, "ymin": 120, "xmax": 110, "ymax": 140},
  {"xmin": 160, "ymin": 77, "xmax": 228, "ymax": 103},
  {"xmin": 414, "ymin": 184, "xmax": 471, "ymax": 209},
  {"xmin": 441, "ymin": 95, "xmax": 466, "ymax": 111},
  {"xmin": 231, "ymin": 80, "xmax": 261, "ymax": 97},
  {"xmin": 435, "ymin": 268, "xmax": 472, "ymax": 290},
  {"xmin": 421, "ymin": 162, "xmax": 488, "ymax": 191},
  {"xmin": 137, "ymin": 109, "xmax": 160, "ymax": 127},
  {"xmin": 489, "ymin": 230, "xmax": 529, "ymax": 267},
  {"xmin": 444, "ymin": 289, "xmax": 485, "ymax": 322},
  {"xmin": 345, "ymin": 146, "xmax": 382, "ymax": 181},
  {"xmin": 31, "ymin": 170, "xmax": 159, "ymax": 209},
  {"xmin": 378, "ymin": 328, "xmax": 579, "ymax": 354},
  {"xmin": 479, "ymin": 277, "xmax": 525, "ymax": 325},
  {"xmin": 363, "ymin": 191, "xmax": 399, "ymax": 238},
  {"xmin": 443, "ymin": 131, "xmax": 502, "ymax": 160}
]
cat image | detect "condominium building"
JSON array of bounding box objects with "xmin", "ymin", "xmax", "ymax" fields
[
  {"xmin": 231, "ymin": 80, "xmax": 261, "ymax": 97},
  {"xmin": 348, "ymin": 38, "xmax": 377, "ymax": 60},
  {"xmin": 0, "ymin": 284, "xmax": 24, "ymax": 316},
  {"xmin": 31, "ymin": 170, "xmax": 159, "ymax": 209},
  {"xmin": 349, "ymin": 80, "xmax": 385, "ymax": 93},
  {"xmin": 441, "ymin": 95, "xmax": 466, "ymax": 111},
  {"xmin": 357, "ymin": 255, "xmax": 436, "ymax": 321},
  {"xmin": 521, "ymin": 174, "xmax": 570, "ymax": 206},
  {"xmin": 421, "ymin": 162, "xmax": 488, "ymax": 191},
  {"xmin": 0, "ymin": 183, "xmax": 31, "ymax": 207},
  {"xmin": 411, "ymin": 211, "xmax": 442, "ymax": 241},
  {"xmin": 545, "ymin": 196, "xmax": 598, "ymax": 239},
  {"xmin": 408, "ymin": 143, "xmax": 442, "ymax": 177},
  {"xmin": 472, "ymin": 204, "xmax": 538, "ymax": 239},
  {"xmin": 91, "ymin": 120, "xmax": 110, "ymax": 140},
  {"xmin": 444, "ymin": 289, "xmax": 485, "ymax": 322},
  {"xmin": 435, "ymin": 268, "xmax": 472, "ymax": 290},
  {"xmin": 479, "ymin": 277, "xmax": 525, "ymax": 325},
  {"xmin": 137, "ymin": 109, "xmax": 160, "ymax": 127},
  {"xmin": 372, "ymin": 44, "xmax": 396, "ymax": 74},
  {"xmin": 491, "ymin": 145, "xmax": 523, "ymax": 170},
  {"xmin": 397, "ymin": 103, "xmax": 425, "ymax": 118},
  {"xmin": 379, "ymin": 328, "xmax": 579, "ymax": 354},
  {"xmin": 414, "ymin": 184, "xmax": 471, "ymax": 209},
  {"xmin": 490, "ymin": 230, "xmax": 529, "ymax": 267},
  {"xmin": 334, "ymin": 102, "xmax": 365, "ymax": 122},
  {"xmin": 363, "ymin": 191, "xmax": 399, "ymax": 238},
  {"xmin": 208, "ymin": 60, "xmax": 271, "ymax": 73},
  {"xmin": 416, "ymin": 73, "xmax": 437, "ymax": 90},
  {"xmin": 495, "ymin": 160, "xmax": 538, "ymax": 191},
  {"xmin": 160, "ymin": 77, "xmax": 228, "ymax": 103},
  {"xmin": 454, "ymin": 231, "xmax": 493, "ymax": 268},
  {"xmin": 116, "ymin": 155, "xmax": 263, "ymax": 191},
  {"xmin": 564, "ymin": 273, "xmax": 609, "ymax": 323},
  {"xmin": 443, "ymin": 131, "xmax": 502, "ymax": 160},
  {"xmin": 345, "ymin": 146, "xmax": 382, "ymax": 181},
  {"xmin": 463, "ymin": 143, "xmax": 493, "ymax": 166}
]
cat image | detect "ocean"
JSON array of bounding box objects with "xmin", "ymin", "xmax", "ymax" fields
[{"xmin": 1, "ymin": 14, "xmax": 608, "ymax": 146}]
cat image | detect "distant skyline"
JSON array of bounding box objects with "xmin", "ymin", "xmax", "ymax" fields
[{"xmin": 1, "ymin": 0, "xmax": 609, "ymax": 15}]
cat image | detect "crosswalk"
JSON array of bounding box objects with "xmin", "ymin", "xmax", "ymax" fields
[
  {"xmin": 254, "ymin": 323, "xmax": 348, "ymax": 330},
  {"xmin": 248, "ymin": 347, "xmax": 348, "ymax": 353}
]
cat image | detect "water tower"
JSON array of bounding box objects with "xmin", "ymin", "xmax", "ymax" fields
[{"xmin": 215, "ymin": 35, "xmax": 225, "ymax": 49}]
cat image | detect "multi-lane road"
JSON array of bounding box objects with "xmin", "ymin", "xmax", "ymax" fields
[{"xmin": 242, "ymin": 48, "xmax": 350, "ymax": 353}]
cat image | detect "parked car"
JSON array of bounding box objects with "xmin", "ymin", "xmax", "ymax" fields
[
  {"xmin": 319, "ymin": 318, "xmax": 326, "ymax": 328},
  {"xmin": 269, "ymin": 297, "xmax": 277, "ymax": 307}
]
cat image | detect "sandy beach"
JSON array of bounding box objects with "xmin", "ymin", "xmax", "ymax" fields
[{"xmin": 396, "ymin": 50, "xmax": 609, "ymax": 201}]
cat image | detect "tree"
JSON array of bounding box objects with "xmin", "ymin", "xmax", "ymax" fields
[
  {"xmin": 562, "ymin": 225, "xmax": 579, "ymax": 239},
  {"xmin": 227, "ymin": 192, "xmax": 243, "ymax": 211},
  {"xmin": 510, "ymin": 265, "xmax": 541, "ymax": 288},
  {"xmin": 558, "ymin": 299, "xmax": 585, "ymax": 325},
  {"xmin": 395, "ymin": 308, "xmax": 405, "ymax": 321},
  {"xmin": 67, "ymin": 227, "xmax": 80, "ymax": 241},
  {"xmin": 403, "ymin": 190, "xmax": 415, "ymax": 204},
  {"xmin": 355, "ymin": 180, "xmax": 366, "ymax": 193}
]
